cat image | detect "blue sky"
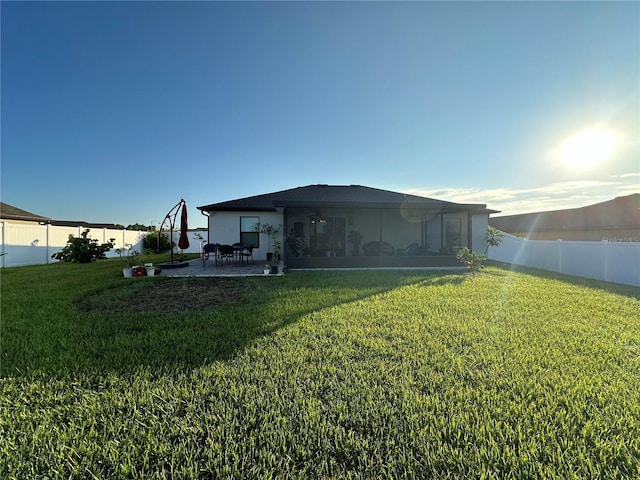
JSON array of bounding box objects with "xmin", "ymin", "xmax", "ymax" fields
[{"xmin": 2, "ymin": 1, "xmax": 638, "ymax": 229}]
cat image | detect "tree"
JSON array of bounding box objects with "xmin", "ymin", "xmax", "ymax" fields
[
  {"xmin": 52, "ymin": 229, "xmax": 115, "ymax": 263},
  {"xmin": 127, "ymin": 223, "xmax": 154, "ymax": 231},
  {"xmin": 143, "ymin": 231, "xmax": 172, "ymax": 253},
  {"xmin": 255, "ymin": 223, "xmax": 281, "ymax": 261},
  {"xmin": 484, "ymin": 226, "xmax": 505, "ymax": 254}
]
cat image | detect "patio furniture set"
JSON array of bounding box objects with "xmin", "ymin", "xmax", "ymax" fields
[{"xmin": 201, "ymin": 243, "xmax": 255, "ymax": 267}]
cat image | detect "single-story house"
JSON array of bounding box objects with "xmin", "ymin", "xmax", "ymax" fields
[
  {"xmin": 197, "ymin": 185, "xmax": 498, "ymax": 269},
  {"xmin": 490, "ymin": 194, "xmax": 640, "ymax": 242},
  {"xmin": 0, "ymin": 202, "xmax": 52, "ymax": 225}
]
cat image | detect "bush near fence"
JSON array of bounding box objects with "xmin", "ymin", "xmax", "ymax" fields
[
  {"xmin": 0, "ymin": 222, "xmax": 210, "ymax": 268},
  {"xmin": 0, "ymin": 223, "xmax": 145, "ymax": 268}
]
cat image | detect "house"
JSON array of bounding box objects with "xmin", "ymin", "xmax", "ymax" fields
[
  {"xmin": 489, "ymin": 194, "xmax": 640, "ymax": 242},
  {"xmin": 0, "ymin": 202, "xmax": 52, "ymax": 225},
  {"xmin": 197, "ymin": 185, "xmax": 498, "ymax": 269}
]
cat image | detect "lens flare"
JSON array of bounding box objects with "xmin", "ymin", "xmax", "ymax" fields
[{"xmin": 558, "ymin": 129, "xmax": 616, "ymax": 168}]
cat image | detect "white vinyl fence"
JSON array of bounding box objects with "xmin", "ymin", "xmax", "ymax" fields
[
  {"xmin": 0, "ymin": 222, "xmax": 146, "ymax": 268},
  {"xmin": 488, "ymin": 232, "xmax": 640, "ymax": 287},
  {"xmin": 0, "ymin": 222, "xmax": 210, "ymax": 268},
  {"xmin": 168, "ymin": 230, "xmax": 208, "ymax": 255}
]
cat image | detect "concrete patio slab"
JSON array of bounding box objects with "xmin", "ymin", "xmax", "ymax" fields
[{"xmin": 157, "ymin": 258, "xmax": 282, "ymax": 277}]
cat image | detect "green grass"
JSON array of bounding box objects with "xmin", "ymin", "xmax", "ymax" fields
[{"xmin": 1, "ymin": 259, "xmax": 639, "ymax": 479}]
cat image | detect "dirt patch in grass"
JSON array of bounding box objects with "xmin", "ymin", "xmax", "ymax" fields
[{"xmin": 77, "ymin": 277, "xmax": 249, "ymax": 314}]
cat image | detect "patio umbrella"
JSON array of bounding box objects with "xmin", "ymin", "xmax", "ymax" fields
[{"xmin": 178, "ymin": 201, "xmax": 190, "ymax": 250}]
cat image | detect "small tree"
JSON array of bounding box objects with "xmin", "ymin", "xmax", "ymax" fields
[
  {"xmin": 457, "ymin": 227, "xmax": 505, "ymax": 274},
  {"xmin": 255, "ymin": 223, "xmax": 281, "ymax": 258},
  {"xmin": 52, "ymin": 229, "xmax": 115, "ymax": 263},
  {"xmin": 143, "ymin": 231, "xmax": 171, "ymax": 252},
  {"xmin": 484, "ymin": 226, "xmax": 505, "ymax": 255}
]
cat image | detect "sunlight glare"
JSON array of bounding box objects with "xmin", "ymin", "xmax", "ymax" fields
[{"xmin": 558, "ymin": 129, "xmax": 616, "ymax": 168}]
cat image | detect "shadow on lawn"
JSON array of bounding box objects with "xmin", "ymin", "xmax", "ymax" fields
[{"xmin": 50, "ymin": 271, "xmax": 442, "ymax": 375}]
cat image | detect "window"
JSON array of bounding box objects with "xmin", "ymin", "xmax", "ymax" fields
[{"xmin": 240, "ymin": 216, "xmax": 259, "ymax": 246}]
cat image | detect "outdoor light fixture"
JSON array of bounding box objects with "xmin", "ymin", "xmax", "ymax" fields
[{"xmin": 310, "ymin": 210, "xmax": 327, "ymax": 224}]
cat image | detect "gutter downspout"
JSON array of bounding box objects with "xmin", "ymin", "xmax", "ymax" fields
[{"xmin": 200, "ymin": 210, "xmax": 210, "ymax": 243}]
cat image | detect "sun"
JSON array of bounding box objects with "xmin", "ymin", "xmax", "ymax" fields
[{"xmin": 558, "ymin": 129, "xmax": 616, "ymax": 168}]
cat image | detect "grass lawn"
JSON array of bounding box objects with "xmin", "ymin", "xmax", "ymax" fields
[{"xmin": 1, "ymin": 258, "xmax": 639, "ymax": 479}]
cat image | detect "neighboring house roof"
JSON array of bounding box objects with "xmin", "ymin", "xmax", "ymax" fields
[
  {"xmin": 490, "ymin": 194, "xmax": 640, "ymax": 234},
  {"xmin": 0, "ymin": 202, "xmax": 52, "ymax": 223},
  {"xmin": 49, "ymin": 220, "xmax": 123, "ymax": 229},
  {"xmin": 198, "ymin": 184, "xmax": 499, "ymax": 214},
  {"xmin": 0, "ymin": 202, "xmax": 123, "ymax": 228}
]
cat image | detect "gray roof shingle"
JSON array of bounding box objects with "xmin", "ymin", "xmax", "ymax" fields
[
  {"xmin": 198, "ymin": 184, "xmax": 496, "ymax": 213},
  {"xmin": 0, "ymin": 202, "xmax": 52, "ymax": 223}
]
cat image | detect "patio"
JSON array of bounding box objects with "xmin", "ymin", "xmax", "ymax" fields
[{"xmin": 157, "ymin": 258, "xmax": 280, "ymax": 277}]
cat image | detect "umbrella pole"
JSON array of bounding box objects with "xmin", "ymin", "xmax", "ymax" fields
[{"xmin": 158, "ymin": 199, "xmax": 185, "ymax": 263}]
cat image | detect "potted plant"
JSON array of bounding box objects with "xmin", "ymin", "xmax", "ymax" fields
[
  {"xmin": 116, "ymin": 245, "xmax": 140, "ymax": 277},
  {"xmin": 255, "ymin": 223, "xmax": 281, "ymax": 261},
  {"xmin": 263, "ymin": 263, "xmax": 271, "ymax": 275},
  {"xmin": 272, "ymin": 238, "xmax": 281, "ymax": 264},
  {"xmin": 145, "ymin": 262, "xmax": 156, "ymax": 277}
]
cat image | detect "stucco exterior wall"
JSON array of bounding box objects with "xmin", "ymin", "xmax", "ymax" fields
[
  {"xmin": 472, "ymin": 214, "xmax": 489, "ymax": 253},
  {"xmin": 208, "ymin": 210, "xmax": 284, "ymax": 261}
]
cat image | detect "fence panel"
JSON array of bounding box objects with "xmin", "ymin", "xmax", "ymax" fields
[
  {"xmin": 489, "ymin": 232, "xmax": 640, "ymax": 287},
  {"xmin": 168, "ymin": 231, "xmax": 207, "ymax": 254},
  {"xmin": 2, "ymin": 223, "xmax": 49, "ymax": 267},
  {"xmin": 0, "ymin": 222, "xmax": 146, "ymax": 267}
]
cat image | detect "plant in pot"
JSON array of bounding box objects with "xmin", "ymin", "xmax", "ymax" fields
[
  {"xmin": 263, "ymin": 263, "xmax": 271, "ymax": 275},
  {"xmin": 270, "ymin": 238, "xmax": 281, "ymax": 274},
  {"xmin": 255, "ymin": 222, "xmax": 281, "ymax": 262},
  {"xmin": 144, "ymin": 262, "xmax": 156, "ymax": 277},
  {"xmin": 116, "ymin": 245, "xmax": 140, "ymax": 278}
]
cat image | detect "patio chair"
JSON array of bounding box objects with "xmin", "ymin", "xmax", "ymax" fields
[
  {"xmin": 202, "ymin": 243, "xmax": 220, "ymax": 267},
  {"xmin": 239, "ymin": 244, "xmax": 256, "ymax": 264},
  {"xmin": 219, "ymin": 244, "xmax": 236, "ymax": 265}
]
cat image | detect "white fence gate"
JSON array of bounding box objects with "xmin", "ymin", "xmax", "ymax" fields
[{"xmin": 488, "ymin": 233, "xmax": 640, "ymax": 287}]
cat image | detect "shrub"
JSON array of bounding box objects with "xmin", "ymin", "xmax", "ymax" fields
[
  {"xmin": 456, "ymin": 247, "xmax": 486, "ymax": 274},
  {"xmin": 51, "ymin": 229, "xmax": 115, "ymax": 263},
  {"xmin": 143, "ymin": 231, "xmax": 172, "ymax": 252},
  {"xmin": 457, "ymin": 227, "xmax": 505, "ymax": 274}
]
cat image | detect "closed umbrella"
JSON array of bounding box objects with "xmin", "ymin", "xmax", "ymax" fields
[{"xmin": 178, "ymin": 201, "xmax": 190, "ymax": 250}]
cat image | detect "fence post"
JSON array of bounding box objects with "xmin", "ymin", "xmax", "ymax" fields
[
  {"xmin": 43, "ymin": 223, "xmax": 48, "ymax": 264},
  {"xmin": 557, "ymin": 240, "xmax": 563, "ymax": 274},
  {"xmin": 602, "ymin": 240, "xmax": 609, "ymax": 282},
  {"xmin": 0, "ymin": 222, "xmax": 4, "ymax": 269}
]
